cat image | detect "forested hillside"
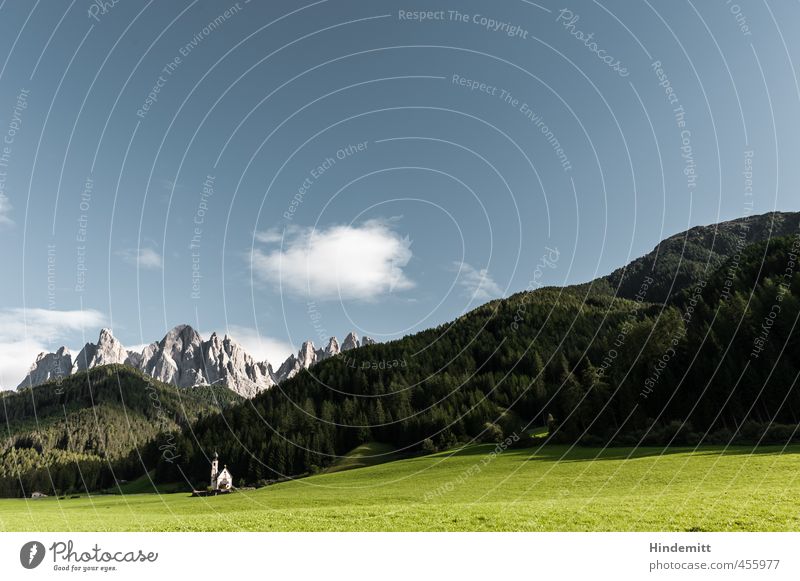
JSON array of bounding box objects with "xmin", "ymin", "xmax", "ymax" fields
[
  {"xmin": 0, "ymin": 365, "xmax": 240, "ymax": 496},
  {"xmin": 603, "ymin": 211, "xmax": 798, "ymax": 303}
]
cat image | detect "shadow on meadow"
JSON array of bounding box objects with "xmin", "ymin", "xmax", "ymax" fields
[{"xmin": 436, "ymin": 442, "xmax": 797, "ymax": 464}]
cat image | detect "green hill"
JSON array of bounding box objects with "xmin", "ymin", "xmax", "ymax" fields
[
  {"xmin": 603, "ymin": 211, "xmax": 799, "ymax": 303},
  {"xmin": 0, "ymin": 365, "xmax": 241, "ymax": 497}
]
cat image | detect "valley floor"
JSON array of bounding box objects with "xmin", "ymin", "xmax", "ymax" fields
[{"xmin": 1, "ymin": 445, "xmax": 799, "ymax": 532}]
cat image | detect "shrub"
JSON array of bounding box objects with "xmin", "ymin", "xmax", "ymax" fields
[{"xmin": 480, "ymin": 422, "xmax": 504, "ymax": 443}]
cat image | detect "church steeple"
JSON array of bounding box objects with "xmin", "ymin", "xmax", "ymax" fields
[{"xmin": 210, "ymin": 451, "xmax": 219, "ymax": 489}]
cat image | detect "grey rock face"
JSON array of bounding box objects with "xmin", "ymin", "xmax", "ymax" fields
[
  {"xmin": 73, "ymin": 328, "xmax": 129, "ymax": 372},
  {"xmin": 139, "ymin": 324, "xmax": 205, "ymax": 387},
  {"xmin": 17, "ymin": 346, "xmax": 73, "ymax": 389},
  {"xmin": 275, "ymin": 340, "xmax": 317, "ymax": 382},
  {"xmin": 342, "ymin": 332, "xmax": 359, "ymax": 351},
  {"xmin": 18, "ymin": 326, "xmax": 375, "ymax": 397},
  {"xmin": 315, "ymin": 337, "xmax": 340, "ymax": 362},
  {"xmin": 201, "ymin": 332, "xmax": 275, "ymax": 398}
]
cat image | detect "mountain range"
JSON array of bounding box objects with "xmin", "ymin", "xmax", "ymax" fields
[
  {"xmin": 3, "ymin": 210, "xmax": 799, "ymax": 495},
  {"xmin": 18, "ymin": 326, "xmax": 376, "ymax": 398}
]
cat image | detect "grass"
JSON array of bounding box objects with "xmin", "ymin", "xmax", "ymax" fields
[
  {"xmin": 1, "ymin": 444, "xmax": 799, "ymax": 531},
  {"xmin": 323, "ymin": 442, "xmax": 401, "ymax": 474},
  {"xmin": 99, "ymin": 472, "xmax": 187, "ymax": 495}
]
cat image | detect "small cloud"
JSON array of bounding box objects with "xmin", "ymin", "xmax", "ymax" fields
[
  {"xmin": 117, "ymin": 247, "xmax": 163, "ymax": 270},
  {"xmin": 250, "ymin": 219, "xmax": 414, "ymax": 301},
  {"xmin": 455, "ymin": 262, "xmax": 503, "ymax": 301},
  {"xmin": 253, "ymin": 228, "xmax": 283, "ymax": 244}
]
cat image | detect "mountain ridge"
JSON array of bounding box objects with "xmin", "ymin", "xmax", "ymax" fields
[{"xmin": 18, "ymin": 326, "xmax": 378, "ymax": 397}]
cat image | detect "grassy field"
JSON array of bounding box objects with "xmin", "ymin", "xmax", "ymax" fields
[
  {"xmin": 1, "ymin": 444, "xmax": 799, "ymax": 532},
  {"xmin": 323, "ymin": 442, "xmax": 401, "ymax": 474}
]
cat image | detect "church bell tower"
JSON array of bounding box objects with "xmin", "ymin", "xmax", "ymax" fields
[{"xmin": 210, "ymin": 451, "xmax": 219, "ymax": 489}]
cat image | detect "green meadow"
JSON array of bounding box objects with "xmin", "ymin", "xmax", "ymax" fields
[{"xmin": 1, "ymin": 445, "xmax": 799, "ymax": 532}]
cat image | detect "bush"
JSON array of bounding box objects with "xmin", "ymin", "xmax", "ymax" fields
[
  {"xmin": 764, "ymin": 424, "xmax": 796, "ymax": 444},
  {"xmin": 706, "ymin": 427, "xmax": 735, "ymax": 445},
  {"xmin": 579, "ymin": 434, "xmax": 605, "ymax": 447},
  {"xmin": 480, "ymin": 422, "xmax": 504, "ymax": 443},
  {"xmin": 739, "ymin": 420, "xmax": 766, "ymax": 443},
  {"xmin": 421, "ymin": 439, "xmax": 437, "ymax": 454}
]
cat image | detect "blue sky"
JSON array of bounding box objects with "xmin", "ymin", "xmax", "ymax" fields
[{"xmin": 0, "ymin": 0, "xmax": 798, "ymax": 387}]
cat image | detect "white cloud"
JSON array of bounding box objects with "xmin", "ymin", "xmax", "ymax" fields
[
  {"xmin": 0, "ymin": 308, "xmax": 106, "ymax": 389},
  {"xmin": 117, "ymin": 247, "xmax": 163, "ymax": 270},
  {"xmin": 455, "ymin": 262, "xmax": 503, "ymax": 301},
  {"xmin": 218, "ymin": 325, "xmax": 295, "ymax": 366},
  {"xmin": 253, "ymin": 228, "xmax": 283, "ymax": 244},
  {"xmin": 251, "ymin": 220, "xmax": 414, "ymax": 301}
]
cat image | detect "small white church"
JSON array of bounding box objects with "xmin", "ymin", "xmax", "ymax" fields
[{"xmin": 210, "ymin": 451, "xmax": 233, "ymax": 491}]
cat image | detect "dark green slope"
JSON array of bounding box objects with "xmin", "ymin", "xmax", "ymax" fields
[
  {"xmin": 0, "ymin": 365, "xmax": 241, "ymax": 497},
  {"xmin": 177, "ymin": 286, "xmax": 679, "ymax": 484},
  {"xmin": 603, "ymin": 211, "xmax": 799, "ymax": 303}
]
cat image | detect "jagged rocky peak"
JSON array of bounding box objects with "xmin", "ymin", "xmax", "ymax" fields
[
  {"xmin": 74, "ymin": 328, "xmax": 128, "ymax": 372},
  {"xmin": 142, "ymin": 324, "xmax": 206, "ymax": 388},
  {"xmin": 361, "ymin": 336, "xmax": 376, "ymax": 346},
  {"xmin": 276, "ymin": 340, "xmax": 320, "ymax": 383},
  {"xmin": 342, "ymin": 332, "xmax": 359, "ymax": 351},
  {"xmin": 17, "ymin": 346, "xmax": 73, "ymax": 389},
  {"xmin": 317, "ymin": 337, "xmax": 340, "ymax": 361},
  {"xmin": 202, "ymin": 332, "xmax": 275, "ymax": 398},
  {"xmin": 298, "ymin": 341, "xmax": 317, "ymax": 368},
  {"xmin": 17, "ymin": 324, "xmax": 379, "ymax": 398},
  {"xmin": 161, "ymin": 324, "xmax": 203, "ymax": 361}
]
